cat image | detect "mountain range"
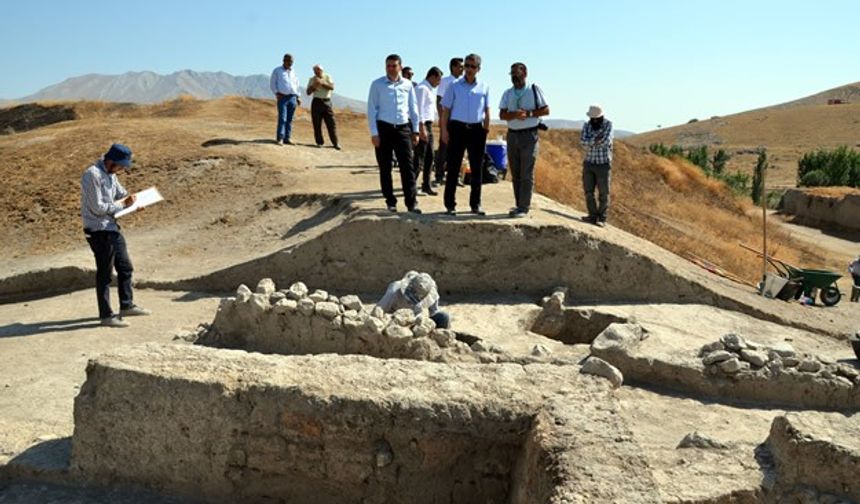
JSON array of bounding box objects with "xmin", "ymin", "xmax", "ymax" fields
[
  {"xmin": 1, "ymin": 70, "xmax": 634, "ymax": 135},
  {"xmin": 4, "ymin": 70, "xmax": 365, "ymax": 112}
]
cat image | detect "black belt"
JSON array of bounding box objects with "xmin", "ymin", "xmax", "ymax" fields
[
  {"xmin": 451, "ymin": 120, "xmax": 483, "ymax": 129},
  {"xmin": 314, "ymin": 97, "xmax": 331, "ymax": 102},
  {"xmin": 377, "ymin": 120, "xmax": 411, "ymax": 129},
  {"xmin": 423, "ymin": 121, "xmax": 433, "ymax": 126},
  {"xmin": 509, "ymin": 126, "xmax": 539, "ymax": 133}
]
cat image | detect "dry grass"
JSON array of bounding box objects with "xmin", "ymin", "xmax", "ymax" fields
[
  {"xmin": 534, "ymin": 130, "xmax": 842, "ymax": 284},
  {"xmin": 627, "ymin": 102, "xmax": 860, "ymax": 187}
]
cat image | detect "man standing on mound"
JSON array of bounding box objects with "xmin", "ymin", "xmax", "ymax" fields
[
  {"xmin": 80, "ymin": 144, "xmax": 151, "ymax": 328},
  {"xmin": 367, "ymin": 54, "xmax": 421, "ymax": 214},
  {"xmin": 270, "ymin": 53, "xmax": 301, "ymax": 145},
  {"xmin": 440, "ymin": 53, "xmax": 491, "ymax": 216},
  {"xmin": 580, "ymin": 104, "xmax": 614, "ymax": 227}
]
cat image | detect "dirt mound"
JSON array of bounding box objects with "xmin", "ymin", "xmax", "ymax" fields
[{"xmin": 0, "ymin": 103, "xmax": 77, "ymax": 135}]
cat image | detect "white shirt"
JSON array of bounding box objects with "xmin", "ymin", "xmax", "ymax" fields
[
  {"xmin": 437, "ymin": 75, "xmax": 460, "ymax": 102},
  {"xmin": 415, "ymin": 80, "xmax": 437, "ymax": 123},
  {"xmin": 499, "ymin": 83, "xmax": 548, "ymax": 130},
  {"xmin": 270, "ymin": 65, "xmax": 300, "ymax": 95}
]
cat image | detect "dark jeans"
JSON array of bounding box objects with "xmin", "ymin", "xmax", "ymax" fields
[
  {"xmin": 85, "ymin": 230, "xmax": 134, "ymax": 319},
  {"xmin": 276, "ymin": 94, "xmax": 298, "ymax": 141},
  {"xmin": 311, "ymin": 97, "xmax": 338, "ymax": 146},
  {"xmin": 430, "ymin": 311, "xmax": 450, "ymax": 329},
  {"xmin": 374, "ymin": 121, "xmax": 417, "ymax": 209},
  {"xmin": 445, "ymin": 121, "xmax": 487, "ymax": 211},
  {"xmin": 507, "ymin": 128, "xmax": 539, "ymax": 211},
  {"xmin": 413, "ymin": 121, "xmax": 435, "ymax": 190},
  {"xmin": 583, "ymin": 161, "xmax": 612, "ymax": 221}
]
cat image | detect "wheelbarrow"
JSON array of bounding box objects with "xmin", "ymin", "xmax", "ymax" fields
[
  {"xmin": 739, "ymin": 243, "xmax": 843, "ymax": 306},
  {"xmin": 779, "ymin": 262, "xmax": 843, "ymax": 306}
]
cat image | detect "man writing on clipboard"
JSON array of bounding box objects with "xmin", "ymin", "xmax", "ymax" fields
[{"xmin": 80, "ymin": 143, "xmax": 151, "ymax": 328}]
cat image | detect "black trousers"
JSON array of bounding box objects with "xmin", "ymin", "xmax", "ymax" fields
[
  {"xmin": 444, "ymin": 121, "xmax": 487, "ymax": 210},
  {"xmin": 311, "ymin": 97, "xmax": 338, "ymax": 146},
  {"xmin": 435, "ymin": 139, "xmax": 448, "ymax": 183},
  {"xmin": 85, "ymin": 230, "xmax": 134, "ymax": 319},
  {"xmin": 413, "ymin": 121, "xmax": 435, "ymax": 190},
  {"xmin": 375, "ymin": 121, "xmax": 417, "ymax": 209}
]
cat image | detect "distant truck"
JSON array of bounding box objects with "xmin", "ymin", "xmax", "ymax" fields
[{"xmin": 827, "ymin": 99, "xmax": 846, "ymax": 105}]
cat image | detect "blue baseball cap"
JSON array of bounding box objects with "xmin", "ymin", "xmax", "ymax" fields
[{"xmin": 104, "ymin": 143, "xmax": 133, "ymax": 168}]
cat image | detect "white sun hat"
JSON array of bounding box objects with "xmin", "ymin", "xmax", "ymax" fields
[{"xmin": 587, "ymin": 105, "xmax": 604, "ymax": 118}]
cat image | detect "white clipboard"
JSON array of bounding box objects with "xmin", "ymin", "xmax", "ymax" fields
[{"xmin": 115, "ymin": 187, "xmax": 164, "ymax": 218}]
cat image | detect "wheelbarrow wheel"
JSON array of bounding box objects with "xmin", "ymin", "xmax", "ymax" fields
[{"xmin": 820, "ymin": 286, "xmax": 841, "ymax": 306}]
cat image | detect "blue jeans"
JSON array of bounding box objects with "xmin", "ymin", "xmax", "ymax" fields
[
  {"xmin": 85, "ymin": 230, "xmax": 134, "ymax": 319},
  {"xmin": 276, "ymin": 94, "xmax": 298, "ymax": 141}
]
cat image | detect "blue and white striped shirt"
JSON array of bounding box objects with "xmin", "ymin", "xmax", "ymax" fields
[
  {"xmin": 441, "ymin": 78, "xmax": 490, "ymax": 124},
  {"xmin": 581, "ymin": 119, "xmax": 614, "ymax": 164},
  {"xmin": 367, "ymin": 76, "xmax": 419, "ymax": 136},
  {"xmin": 81, "ymin": 160, "xmax": 128, "ymax": 232}
]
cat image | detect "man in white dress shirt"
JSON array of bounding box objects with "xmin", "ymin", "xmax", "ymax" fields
[
  {"xmin": 414, "ymin": 67, "xmax": 442, "ymax": 196},
  {"xmin": 269, "ymin": 53, "xmax": 301, "ymax": 145},
  {"xmin": 434, "ymin": 57, "xmax": 463, "ymax": 185}
]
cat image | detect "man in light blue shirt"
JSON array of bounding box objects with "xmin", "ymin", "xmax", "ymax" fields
[
  {"xmin": 367, "ymin": 54, "xmax": 421, "ymax": 213},
  {"xmin": 270, "ymin": 53, "xmax": 301, "ymax": 145},
  {"xmin": 440, "ymin": 53, "xmax": 490, "ymax": 215}
]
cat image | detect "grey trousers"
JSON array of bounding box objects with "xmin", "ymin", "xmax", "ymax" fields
[
  {"xmin": 583, "ymin": 161, "xmax": 611, "ymax": 221},
  {"xmin": 507, "ymin": 128, "xmax": 539, "ymax": 211}
]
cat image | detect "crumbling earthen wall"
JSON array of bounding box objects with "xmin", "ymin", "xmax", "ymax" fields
[
  {"xmin": 71, "ymin": 344, "xmax": 663, "ymax": 504},
  {"xmin": 766, "ymin": 412, "xmax": 860, "ymax": 502},
  {"xmin": 782, "ymin": 189, "xmax": 860, "ymax": 231}
]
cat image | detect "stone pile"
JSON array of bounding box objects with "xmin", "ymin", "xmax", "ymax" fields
[
  {"xmin": 700, "ymin": 333, "xmax": 860, "ymax": 388},
  {"xmin": 200, "ymin": 278, "xmax": 497, "ymax": 363}
]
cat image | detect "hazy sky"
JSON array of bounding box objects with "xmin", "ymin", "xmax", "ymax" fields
[{"xmin": 2, "ymin": 0, "xmax": 858, "ymax": 132}]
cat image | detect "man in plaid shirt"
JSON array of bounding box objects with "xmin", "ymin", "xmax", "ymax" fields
[{"xmin": 581, "ymin": 104, "xmax": 614, "ymax": 226}]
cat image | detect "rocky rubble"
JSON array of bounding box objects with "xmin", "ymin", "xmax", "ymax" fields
[
  {"xmin": 199, "ymin": 278, "xmax": 508, "ymax": 363},
  {"xmin": 700, "ymin": 333, "xmax": 860, "ymax": 389}
]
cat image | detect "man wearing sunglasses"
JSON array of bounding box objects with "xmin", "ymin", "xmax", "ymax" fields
[
  {"xmin": 440, "ymin": 53, "xmax": 491, "ymax": 216},
  {"xmin": 367, "ymin": 54, "xmax": 421, "ymax": 213}
]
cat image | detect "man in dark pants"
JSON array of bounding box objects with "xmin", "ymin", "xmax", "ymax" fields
[
  {"xmin": 367, "ymin": 54, "xmax": 421, "ymax": 213},
  {"xmin": 414, "ymin": 67, "xmax": 442, "ymax": 195},
  {"xmin": 270, "ymin": 53, "xmax": 301, "ymax": 145},
  {"xmin": 434, "ymin": 58, "xmax": 463, "ymax": 186},
  {"xmin": 580, "ymin": 104, "xmax": 614, "ymax": 227},
  {"xmin": 499, "ymin": 62, "xmax": 550, "ymax": 218},
  {"xmin": 440, "ymin": 53, "xmax": 491, "ymax": 215},
  {"xmin": 306, "ymin": 64, "xmax": 340, "ymax": 149},
  {"xmin": 80, "ymin": 144, "xmax": 151, "ymax": 328}
]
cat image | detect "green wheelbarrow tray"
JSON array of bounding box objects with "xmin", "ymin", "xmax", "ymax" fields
[{"xmin": 769, "ymin": 258, "xmax": 843, "ymax": 306}]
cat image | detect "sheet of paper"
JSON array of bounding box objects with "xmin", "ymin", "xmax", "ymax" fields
[{"xmin": 115, "ymin": 187, "xmax": 164, "ymax": 218}]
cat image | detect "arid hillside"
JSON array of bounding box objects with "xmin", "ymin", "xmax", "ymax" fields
[
  {"xmin": 0, "ymin": 96, "xmax": 847, "ymax": 289},
  {"xmin": 627, "ymin": 82, "xmax": 860, "ymax": 187}
]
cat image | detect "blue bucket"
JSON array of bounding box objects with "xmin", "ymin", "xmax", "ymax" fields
[{"xmin": 486, "ymin": 140, "xmax": 507, "ymax": 171}]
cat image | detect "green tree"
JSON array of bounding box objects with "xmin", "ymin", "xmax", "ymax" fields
[{"xmin": 711, "ymin": 149, "xmax": 730, "ymax": 176}]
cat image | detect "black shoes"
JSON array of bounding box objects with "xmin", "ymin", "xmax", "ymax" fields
[
  {"xmin": 509, "ymin": 208, "xmax": 528, "ymax": 218},
  {"xmin": 421, "ymin": 187, "xmax": 438, "ymax": 196},
  {"xmin": 445, "ymin": 208, "xmax": 456, "ymax": 216},
  {"xmin": 471, "ymin": 206, "xmax": 486, "ymax": 216},
  {"xmin": 387, "ymin": 205, "xmax": 397, "ymax": 213}
]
